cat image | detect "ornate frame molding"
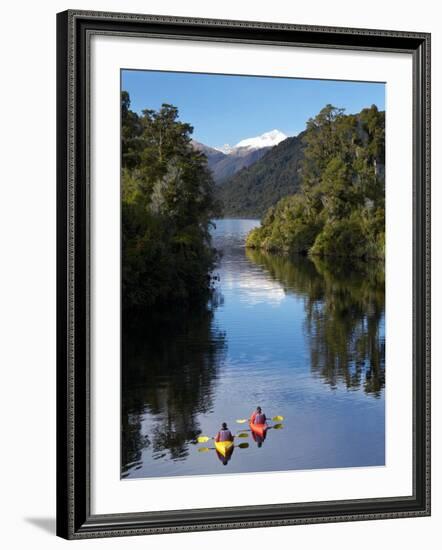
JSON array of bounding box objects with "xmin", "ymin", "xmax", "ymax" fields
[{"xmin": 56, "ymin": 10, "xmax": 430, "ymax": 539}]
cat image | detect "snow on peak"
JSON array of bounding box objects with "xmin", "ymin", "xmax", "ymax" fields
[
  {"xmin": 235, "ymin": 129, "xmax": 288, "ymax": 150},
  {"xmin": 214, "ymin": 129, "xmax": 287, "ymax": 154},
  {"xmin": 215, "ymin": 144, "xmax": 234, "ymax": 155}
]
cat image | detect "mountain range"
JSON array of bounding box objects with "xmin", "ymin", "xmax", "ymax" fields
[
  {"xmin": 215, "ymin": 132, "xmax": 305, "ymax": 218},
  {"xmin": 192, "ymin": 129, "xmax": 287, "ymax": 184},
  {"xmin": 208, "ymin": 108, "xmax": 385, "ymax": 220}
]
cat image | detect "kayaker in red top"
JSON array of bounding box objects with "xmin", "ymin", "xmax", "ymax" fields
[
  {"xmin": 215, "ymin": 422, "xmax": 234, "ymax": 442},
  {"xmin": 250, "ymin": 406, "xmax": 267, "ymax": 425}
]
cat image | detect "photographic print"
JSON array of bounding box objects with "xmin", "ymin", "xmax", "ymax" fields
[
  {"xmin": 57, "ymin": 12, "xmax": 430, "ymax": 538},
  {"xmin": 121, "ymin": 70, "xmax": 386, "ymax": 479}
]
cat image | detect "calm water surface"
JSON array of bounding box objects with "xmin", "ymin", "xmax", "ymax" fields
[{"xmin": 122, "ymin": 219, "xmax": 385, "ymax": 478}]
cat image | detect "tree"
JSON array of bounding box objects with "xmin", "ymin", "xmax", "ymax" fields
[
  {"xmin": 121, "ymin": 92, "xmax": 219, "ymax": 308},
  {"xmin": 246, "ymin": 105, "xmax": 385, "ymax": 260}
]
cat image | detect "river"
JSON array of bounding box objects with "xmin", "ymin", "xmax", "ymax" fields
[{"xmin": 122, "ymin": 218, "xmax": 385, "ymax": 478}]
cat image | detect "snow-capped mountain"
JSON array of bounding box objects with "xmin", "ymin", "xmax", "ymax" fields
[
  {"xmin": 215, "ymin": 129, "xmax": 287, "ymax": 154},
  {"xmin": 235, "ymin": 129, "xmax": 288, "ymax": 151},
  {"xmin": 192, "ymin": 129, "xmax": 289, "ymax": 183},
  {"xmin": 215, "ymin": 144, "xmax": 234, "ymax": 155}
]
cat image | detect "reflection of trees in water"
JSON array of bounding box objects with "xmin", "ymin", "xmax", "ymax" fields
[
  {"xmin": 122, "ymin": 296, "xmax": 226, "ymax": 475},
  {"xmin": 246, "ymin": 249, "xmax": 385, "ymax": 397}
]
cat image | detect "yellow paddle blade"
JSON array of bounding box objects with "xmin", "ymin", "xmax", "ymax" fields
[
  {"xmin": 197, "ymin": 436, "xmax": 210, "ymax": 443},
  {"xmin": 236, "ymin": 419, "xmax": 247, "ymax": 424},
  {"xmin": 273, "ymin": 423, "xmax": 283, "ymax": 430},
  {"xmin": 198, "ymin": 447, "xmax": 211, "ymax": 453},
  {"xmin": 237, "ymin": 432, "xmax": 248, "ymax": 438},
  {"xmin": 238, "ymin": 442, "xmax": 249, "ymax": 449},
  {"xmin": 272, "ymin": 415, "xmax": 284, "ymax": 422}
]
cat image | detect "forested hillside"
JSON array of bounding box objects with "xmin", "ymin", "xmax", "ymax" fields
[
  {"xmin": 246, "ymin": 105, "xmax": 385, "ymax": 259},
  {"xmin": 192, "ymin": 138, "xmax": 276, "ymax": 183},
  {"xmin": 191, "ymin": 140, "xmax": 226, "ymax": 173},
  {"xmin": 121, "ymin": 91, "xmax": 218, "ymax": 309},
  {"xmin": 215, "ymin": 133, "xmax": 305, "ymax": 218}
]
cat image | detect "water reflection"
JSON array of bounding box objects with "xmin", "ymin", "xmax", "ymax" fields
[
  {"xmin": 122, "ymin": 219, "xmax": 385, "ymax": 478},
  {"xmin": 245, "ymin": 249, "xmax": 385, "ymax": 397},
  {"xmin": 251, "ymin": 430, "xmax": 267, "ymax": 448},
  {"xmin": 122, "ymin": 302, "xmax": 227, "ymax": 476},
  {"xmin": 216, "ymin": 447, "xmax": 234, "ymax": 466}
]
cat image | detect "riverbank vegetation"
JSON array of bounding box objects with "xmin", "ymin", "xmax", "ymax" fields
[
  {"xmin": 246, "ymin": 105, "xmax": 385, "ymax": 259},
  {"xmin": 216, "ymin": 133, "xmax": 305, "ymax": 218},
  {"xmin": 121, "ymin": 91, "xmax": 219, "ymax": 309}
]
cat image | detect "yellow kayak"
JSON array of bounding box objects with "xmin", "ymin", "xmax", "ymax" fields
[{"xmin": 214, "ymin": 439, "xmax": 234, "ymax": 457}]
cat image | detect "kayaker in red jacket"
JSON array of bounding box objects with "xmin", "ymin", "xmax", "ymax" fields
[
  {"xmin": 215, "ymin": 422, "xmax": 234, "ymax": 442},
  {"xmin": 250, "ymin": 406, "xmax": 267, "ymax": 425}
]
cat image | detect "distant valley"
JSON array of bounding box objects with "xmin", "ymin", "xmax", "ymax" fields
[
  {"xmin": 215, "ymin": 133, "xmax": 305, "ymax": 219},
  {"xmin": 193, "ymin": 129, "xmax": 305, "ymax": 219},
  {"xmin": 192, "ymin": 129, "xmax": 287, "ymax": 184}
]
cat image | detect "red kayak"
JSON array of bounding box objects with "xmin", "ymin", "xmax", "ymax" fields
[{"xmin": 249, "ymin": 421, "xmax": 268, "ymax": 438}]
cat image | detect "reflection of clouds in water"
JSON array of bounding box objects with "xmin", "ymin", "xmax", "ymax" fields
[
  {"xmin": 221, "ymin": 269, "xmax": 285, "ymax": 306},
  {"xmin": 215, "ymin": 222, "xmax": 287, "ymax": 306}
]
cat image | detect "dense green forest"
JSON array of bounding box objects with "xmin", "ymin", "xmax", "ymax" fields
[
  {"xmin": 121, "ymin": 91, "xmax": 219, "ymax": 309},
  {"xmin": 215, "ymin": 133, "xmax": 305, "ymax": 218},
  {"xmin": 246, "ymin": 105, "xmax": 385, "ymax": 259}
]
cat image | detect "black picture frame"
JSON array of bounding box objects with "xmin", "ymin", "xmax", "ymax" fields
[{"xmin": 56, "ymin": 9, "xmax": 431, "ymax": 540}]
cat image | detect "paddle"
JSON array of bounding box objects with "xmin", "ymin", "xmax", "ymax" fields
[
  {"xmin": 236, "ymin": 422, "xmax": 284, "ymax": 434},
  {"xmin": 198, "ymin": 442, "xmax": 249, "ymax": 453},
  {"xmin": 197, "ymin": 432, "xmax": 248, "ymax": 444},
  {"xmin": 196, "ymin": 435, "xmax": 212, "ymax": 443},
  {"xmin": 236, "ymin": 415, "xmax": 284, "ymax": 424}
]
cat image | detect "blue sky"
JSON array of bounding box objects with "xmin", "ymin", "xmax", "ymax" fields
[{"xmin": 122, "ymin": 70, "xmax": 385, "ymax": 149}]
